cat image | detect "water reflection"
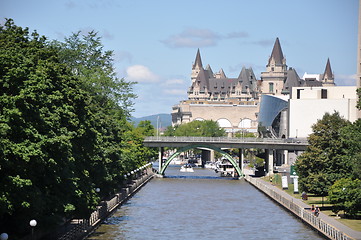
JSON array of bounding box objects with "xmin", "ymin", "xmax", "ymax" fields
[{"xmin": 87, "ymin": 165, "xmax": 322, "ymax": 240}]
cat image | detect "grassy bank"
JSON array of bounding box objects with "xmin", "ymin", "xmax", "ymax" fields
[{"xmin": 263, "ymin": 175, "xmax": 361, "ymax": 232}]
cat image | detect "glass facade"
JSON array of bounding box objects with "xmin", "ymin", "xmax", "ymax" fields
[{"xmin": 258, "ymin": 95, "xmax": 288, "ymax": 137}]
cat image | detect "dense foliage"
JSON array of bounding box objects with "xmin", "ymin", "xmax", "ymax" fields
[
  {"xmin": 357, "ymin": 88, "xmax": 361, "ymax": 110},
  {"xmin": 328, "ymin": 178, "xmax": 361, "ymax": 216},
  {"xmin": 295, "ymin": 112, "xmax": 361, "ymax": 216},
  {"xmin": 164, "ymin": 120, "xmax": 226, "ymax": 137},
  {"xmin": 295, "ymin": 112, "xmax": 352, "ymax": 196},
  {"xmin": 0, "ymin": 19, "xmax": 154, "ymax": 237}
]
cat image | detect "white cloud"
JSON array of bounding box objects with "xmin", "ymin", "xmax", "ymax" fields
[
  {"xmin": 162, "ymin": 78, "xmax": 185, "ymax": 86},
  {"xmin": 227, "ymin": 31, "xmax": 249, "ymax": 39},
  {"xmin": 250, "ymin": 39, "xmax": 275, "ymax": 47},
  {"xmin": 162, "ymin": 27, "xmax": 221, "ymax": 48},
  {"xmin": 114, "ymin": 50, "xmax": 132, "ymax": 63},
  {"xmin": 335, "ymin": 74, "xmax": 357, "ymax": 86},
  {"xmin": 101, "ymin": 29, "xmax": 114, "ymax": 40},
  {"xmin": 162, "ymin": 28, "xmax": 250, "ymax": 48},
  {"xmin": 126, "ymin": 65, "xmax": 160, "ymax": 83}
]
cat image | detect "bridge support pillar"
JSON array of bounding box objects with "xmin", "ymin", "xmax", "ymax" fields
[
  {"xmin": 238, "ymin": 149, "xmax": 244, "ymax": 174},
  {"xmin": 158, "ymin": 147, "xmax": 164, "ymax": 173},
  {"xmin": 210, "ymin": 150, "xmax": 215, "ymax": 162},
  {"xmin": 284, "ymin": 150, "xmax": 289, "ymax": 165},
  {"xmin": 266, "ymin": 149, "xmax": 274, "ymax": 175},
  {"xmin": 201, "ymin": 150, "xmax": 210, "ymax": 167}
]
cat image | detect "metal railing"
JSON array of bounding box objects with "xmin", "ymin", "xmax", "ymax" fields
[
  {"xmin": 245, "ymin": 175, "xmax": 355, "ymax": 240},
  {"xmin": 57, "ymin": 165, "xmax": 154, "ymax": 240},
  {"xmin": 145, "ymin": 136, "xmax": 308, "ymax": 144}
]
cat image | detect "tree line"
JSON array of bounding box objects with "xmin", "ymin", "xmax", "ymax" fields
[
  {"xmin": 0, "ymin": 19, "xmax": 156, "ymax": 238},
  {"xmin": 295, "ymin": 112, "xmax": 361, "ymax": 216}
]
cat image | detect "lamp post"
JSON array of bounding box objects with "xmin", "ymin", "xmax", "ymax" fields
[
  {"xmin": 95, "ymin": 187, "xmax": 100, "ymax": 193},
  {"xmin": 0, "ymin": 233, "xmax": 8, "ymax": 240},
  {"xmin": 30, "ymin": 219, "xmax": 37, "ymax": 240}
]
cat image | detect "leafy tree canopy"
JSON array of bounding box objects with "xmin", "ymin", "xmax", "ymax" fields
[
  {"xmin": 0, "ymin": 19, "xmax": 147, "ymax": 238},
  {"xmin": 164, "ymin": 120, "xmax": 226, "ymax": 137},
  {"xmin": 295, "ymin": 112, "xmax": 352, "ymax": 195},
  {"xmin": 328, "ymin": 178, "xmax": 361, "ymax": 216},
  {"xmin": 51, "ymin": 31, "xmax": 136, "ymax": 118}
]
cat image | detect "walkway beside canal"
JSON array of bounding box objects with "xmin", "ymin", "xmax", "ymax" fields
[
  {"xmin": 245, "ymin": 175, "xmax": 361, "ymax": 240},
  {"xmin": 47, "ymin": 166, "xmax": 155, "ymax": 240}
]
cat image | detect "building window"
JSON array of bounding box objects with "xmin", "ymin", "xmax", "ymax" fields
[
  {"xmin": 269, "ymin": 83, "xmax": 274, "ymax": 93},
  {"xmin": 297, "ymin": 89, "xmax": 304, "ymax": 99},
  {"xmin": 321, "ymin": 89, "xmax": 327, "ymax": 99}
]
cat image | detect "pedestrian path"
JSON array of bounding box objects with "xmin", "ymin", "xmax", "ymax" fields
[{"xmin": 245, "ymin": 176, "xmax": 361, "ymax": 240}]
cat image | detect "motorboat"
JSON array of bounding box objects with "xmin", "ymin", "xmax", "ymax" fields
[
  {"xmin": 215, "ymin": 162, "xmax": 237, "ymax": 177},
  {"xmin": 180, "ymin": 164, "xmax": 194, "ymax": 172},
  {"xmin": 170, "ymin": 158, "xmax": 184, "ymax": 165},
  {"xmin": 204, "ymin": 161, "xmax": 216, "ymax": 170}
]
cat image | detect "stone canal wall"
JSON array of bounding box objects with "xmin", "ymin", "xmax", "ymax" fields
[
  {"xmin": 245, "ymin": 175, "xmax": 359, "ymax": 240},
  {"xmin": 55, "ymin": 165, "xmax": 155, "ymax": 240}
]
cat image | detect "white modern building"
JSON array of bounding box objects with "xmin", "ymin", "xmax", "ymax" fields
[{"xmin": 289, "ymin": 86, "xmax": 359, "ymax": 138}]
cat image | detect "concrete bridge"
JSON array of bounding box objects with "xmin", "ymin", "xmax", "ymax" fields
[{"xmin": 143, "ymin": 136, "xmax": 308, "ymax": 177}]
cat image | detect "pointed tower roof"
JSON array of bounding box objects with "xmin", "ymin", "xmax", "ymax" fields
[
  {"xmin": 218, "ymin": 68, "xmax": 227, "ymax": 78},
  {"xmin": 193, "ymin": 48, "xmax": 203, "ymax": 69},
  {"xmin": 323, "ymin": 58, "xmax": 333, "ymax": 79},
  {"xmin": 268, "ymin": 37, "xmax": 284, "ymax": 66},
  {"xmin": 194, "ymin": 68, "xmax": 210, "ymax": 90},
  {"xmin": 205, "ymin": 64, "xmax": 214, "ymax": 77},
  {"xmin": 282, "ymin": 68, "xmax": 302, "ymax": 94}
]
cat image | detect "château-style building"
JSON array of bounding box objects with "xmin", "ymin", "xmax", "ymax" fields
[{"xmin": 172, "ymin": 37, "xmax": 335, "ymax": 136}]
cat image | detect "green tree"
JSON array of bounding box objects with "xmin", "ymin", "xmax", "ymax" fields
[
  {"xmin": 295, "ymin": 112, "xmax": 351, "ymax": 195},
  {"xmin": 164, "ymin": 125, "xmax": 178, "ymax": 136},
  {"xmin": 172, "ymin": 120, "xmax": 226, "ymax": 137},
  {"xmin": 52, "ymin": 31, "xmax": 136, "ymax": 117},
  {"xmin": 136, "ymin": 120, "xmax": 155, "ymax": 137},
  {"xmin": 328, "ymin": 178, "xmax": 361, "ymax": 217},
  {"xmin": 357, "ymin": 88, "xmax": 361, "ymax": 110},
  {"xmin": 0, "ymin": 20, "xmax": 141, "ymax": 238},
  {"xmin": 52, "ymin": 29, "xmax": 142, "ymax": 203},
  {"xmin": 340, "ymin": 119, "xmax": 361, "ymax": 179},
  {"xmin": 234, "ymin": 131, "xmax": 256, "ymax": 138},
  {"xmin": 0, "ymin": 19, "xmax": 101, "ymax": 234}
]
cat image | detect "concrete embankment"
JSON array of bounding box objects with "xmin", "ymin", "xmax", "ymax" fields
[
  {"xmin": 244, "ymin": 175, "xmax": 361, "ymax": 240},
  {"xmin": 52, "ymin": 167, "xmax": 156, "ymax": 240}
]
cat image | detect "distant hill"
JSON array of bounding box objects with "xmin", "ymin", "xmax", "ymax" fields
[{"xmin": 131, "ymin": 113, "xmax": 172, "ymax": 129}]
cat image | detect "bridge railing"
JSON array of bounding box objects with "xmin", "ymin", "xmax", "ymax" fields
[{"xmin": 145, "ymin": 136, "xmax": 308, "ymax": 144}]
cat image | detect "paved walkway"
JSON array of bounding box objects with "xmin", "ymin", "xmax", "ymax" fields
[{"xmin": 258, "ymin": 178, "xmax": 361, "ymax": 240}]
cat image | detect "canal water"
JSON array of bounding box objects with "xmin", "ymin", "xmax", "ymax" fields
[{"xmin": 87, "ymin": 165, "xmax": 323, "ymax": 240}]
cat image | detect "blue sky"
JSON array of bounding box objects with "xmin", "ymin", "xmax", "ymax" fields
[{"xmin": 1, "ymin": 0, "xmax": 359, "ymax": 118}]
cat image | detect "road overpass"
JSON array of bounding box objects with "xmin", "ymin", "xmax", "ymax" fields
[
  {"xmin": 144, "ymin": 137, "xmax": 308, "ymax": 177},
  {"xmin": 144, "ymin": 136, "xmax": 308, "ymax": 151}
]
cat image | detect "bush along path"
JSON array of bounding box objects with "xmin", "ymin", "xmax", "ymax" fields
[
  {"xmin": 245, "ymin": 175, "xmax": 361, "ymax": 240},
  {"xmin": 41, "ymin": 164, "xmax": 155, "ymax": 240}
]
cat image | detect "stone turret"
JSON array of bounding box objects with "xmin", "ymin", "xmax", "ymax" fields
[
  {"xmin": 191, "ymin": 49, "xmax": 203, "ymax": 83},
  {"xmin": 321, "ymin": 58, "xmax": 335, "ymax": 86},
  {"xmin": 260, "ymin": 37, "xmax": 288, "ymax": 95},
  {"xmin": 267, "ymin": 37, "xmax": 287, "ymax": 72}
]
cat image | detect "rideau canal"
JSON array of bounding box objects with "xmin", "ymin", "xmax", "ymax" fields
[{"xmin": 87, "ymin": 165, "xmax": 323, "ymax": 240}]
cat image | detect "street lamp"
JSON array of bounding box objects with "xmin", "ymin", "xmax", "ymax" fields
[
  {"xmin": 30, "ymin": 219, "xmax": 37, "ymax": 240},
  {"xmin": 95, "ymin": 188, "xmax": 100, "ymax": 193},
  {"xmin": 0, "ymin": 233, "xmax": 8, "ymax": 240}
]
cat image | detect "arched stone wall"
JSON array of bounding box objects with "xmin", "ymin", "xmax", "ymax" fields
[
  {"xmin": 238, "ymin": 118, "xmax": 252, "ymax": 128},
  {"xmin": 216, "ymin": 118, "xmax": 232, "ymax": 128}
]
